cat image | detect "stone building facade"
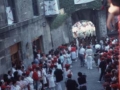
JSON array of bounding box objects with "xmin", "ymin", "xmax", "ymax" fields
[
  {"xmin": 0, "ymin": 0, "xmax": 71, "ymax": 75},
  {"xmin": 0, "ymin": 0, "xmax": 108, "ymax": 75}
]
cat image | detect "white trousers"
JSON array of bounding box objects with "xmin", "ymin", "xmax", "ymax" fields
[
  {"xmin": 86, "ymin": 56, "xmax": 93, "ymax": 69},
  {"xmin": 56, "ymin": 82, "xmax": 62, "ymax": 90}
]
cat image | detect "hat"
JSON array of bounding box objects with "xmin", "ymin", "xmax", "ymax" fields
[
  {"xmin": 1, "ymin": 85, "xmax": 6, "ymax": 89},
  {"xmin": 100, "ymin": 57, "xmax": 104, "ymax": 61},
  {"xmin": 32, "ymin": 64, "xmax": 37, "ymax": 70},
  {"xmin": 87, "ymin": 46, "xmax": 91, "ymax": 49},
  {"xmin": 26, "ymin": 70, "xmax": 30, "ymax": 76},
  {"xmin": 52, "ymin": 60, "xmax": 55, "ymax": 64},
  {"xmin": 50, "ymin": 64, "xmax": 54, "ymax": 68},
  {"xmin": 28, "ymin": 66, "xmax": 33, "ymax": 71},
  {"xmin": 39, "ymin": 64, "xmax": 43, "ymax": 67},
  {"xmin": 67, "ymin": 73, "xmax": 72, "ymax": 78},
  {"xmin": 107, "ymin": 55, "xmax": 111, "ymax": 59},
  {"xmin": 38, "ymin": 50, "xmax": 41, "ymax": 53},
  {"xmin": 103, "ymin": 52, "xmax": 107, "ymax": 57},
  {"xmin": 65, "ymin": 64, "xmax": 70, "ymax": 68}
]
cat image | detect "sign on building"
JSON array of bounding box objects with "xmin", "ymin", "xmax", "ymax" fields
[
  {"xmin": 74, "ymin": 0, "xmax": 94, "ymax": 4},
  {"xmin": 6, "ymin": 7, "xmax": 14, "ymax": 25},
  {"xmin": 44, "ymin": 0, "xmax": 59, "ymax": 16}
]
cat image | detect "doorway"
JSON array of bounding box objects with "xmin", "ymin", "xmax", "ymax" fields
[
  {"xmin": 10, "ymin": 42, "xmax": 21, "ymax": 66},
  {"xmin": 32, "ymin": 36, "xmax": 43, "ymax": 59}
]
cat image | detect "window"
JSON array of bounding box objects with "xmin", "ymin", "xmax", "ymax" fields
[
  {"xmin": 32, "ymin": 0, "xmax": 39, "ymax": 16},
  {"xmin": 6, "ymin": 0, "xmax": 17, "ymax": 23}
]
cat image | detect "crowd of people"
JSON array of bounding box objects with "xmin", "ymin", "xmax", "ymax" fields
[
  {"xmin": 0, "ymin": 40, "xmax": 87, "ymax": 90},
  {"xmin": 94, "ymin": 37, "xmax": 119, "ymax": 90},
  {"xmin": 0, "ymin": 36, "xmax": 119, "ymax": 90}
]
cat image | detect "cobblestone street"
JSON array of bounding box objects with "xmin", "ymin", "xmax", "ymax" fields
[{"xmin": 62, "ymin": 60, "xmax": 104, "ymax": 90}]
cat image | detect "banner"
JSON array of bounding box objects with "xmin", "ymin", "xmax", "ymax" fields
[
  {"xmin": 44, "ymin": 0, "xmax": 59, "ymax": 16},
  {"xmin": 6, "ymin": 7, "xmax": 14, "ymax": 25},
  {"xmin": 74, "ymin": 0, "xmax": 94, "ymax": 4}
]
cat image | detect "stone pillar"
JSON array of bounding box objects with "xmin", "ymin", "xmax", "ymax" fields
[
  {"xmin": 0, "ymin": 0, "xmax": 7, "ymax": 28},
  {"xmin": 97, "ymin": 10, "xmax": 107, "ymax": 38}
]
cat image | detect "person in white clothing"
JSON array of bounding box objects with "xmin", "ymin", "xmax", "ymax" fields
[
  {"xmin": 68, "ymin": 44, "xmax": 71, "ymax": 52},
  {"xmin": 59, "ymin": 53, "xmax": 64, "ymax": 68},
  {"xmin": 71, "ymin": 46, "xmax": 77, "ymax": 62},
  {"xmin": 24, "ymin": 73, "xmax": 34, "ymax": 90},
  {"xmin": 67, "ymin": 51, "xmax": 72, "ymax": 65},
  {"xmin": 105, "ymin": 44, "xmax": 110, "ymax": 51},
  {"xmin": 95, "ymin": 43, "xmax": 101, "ymax": 50},
  {"xmin": 79, "ymin": 45, "xmax": 85, "ymax": 67},
  {"xmin": 85, "ymin": 46, "xmax": 93, "ymax": 69},
  {"xmin": 57, "ymin": 60, "xmax": 62, "ymax": 70},
  {"xmin": 37, "ymin": 50, "xmax": 41, "ymax": 60},
  {"xmin": 47, "ymin": 69, "xmax": 55, "ymax": 90},
  {"xmin": 11, "ymin": 79, "xmax": 21, "ymax": 90},
  {"xmin": 63, "ymin": 52, "xmax": 68, "ymax": 67},
  {"xmin": 64, "ymin": 64, "xmax": 73, "ymax": 79}
]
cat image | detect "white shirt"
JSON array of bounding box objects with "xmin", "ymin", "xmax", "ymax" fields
[
  {"xmin": 64, "ymin": 69, "xmax": 72, "ymax": 78},
  {"xmin": 79, "ymin": 47, "xmax": 85, "ymax": 55},
  {"xmin": 59, "ymin": 55, "xmax": 64, "ymax": 63},
  {"xmin": 112, "ymin": 39, "xmax": 117, "ymax": 45},
  {"xmin": 86, "ymin": 49, "xmax": 93, "ymax": 56},
  {"xmin": 57, "ymin": 63, "xmax": 62, "ymax": 70},
  {"xmin": 11, "ymin": 85, "xmax": 21, "ymax": 90},
  {"xmin": 29, "ymin": 71, "xmax": 33, "ymax": 78},
  {"xmin": 71, "ymin": 52, "xmax": 77, "ymax": 59},
  {"xmin": 37, "ymin": 54, "xmax": 41, "ymax": 60},
  {"xmin": 17, "ymin": 70, "xmax": 23, "ymax": 76},
  {"xmin": 95, "ymin": 44, "xmax": 101, "ymax": 49},
  {"xmin": 68, "ymin": 46, "xmax": 71, "ymax": 51},
  {"xmin": 37, "ymin": 71, "xmax": 42, "ymax": 78},
  {"xmin": 12, "ymin": 68, "xmax": 16, "ymax": 74},
  {"xmin": 47, "ymin": 74, "xmax": 55, "ymax": 88},
  {"xmin": 105, "ymin": 45, "xmax": 110, "ymax": 51}
]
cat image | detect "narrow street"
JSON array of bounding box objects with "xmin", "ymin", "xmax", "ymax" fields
[{"xmin": 62, "ymin": 60, "xmax": 104, "ymax": 90}]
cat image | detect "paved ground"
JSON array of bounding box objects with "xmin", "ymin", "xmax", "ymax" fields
[{"xmin": 62, "ymin": 60, "xmax": 104, "ymax": 90}]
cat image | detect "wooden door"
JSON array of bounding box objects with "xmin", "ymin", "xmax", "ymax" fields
[{"xmin": 10, "ymin": 43, "xmax": 21, "ymax": 65}]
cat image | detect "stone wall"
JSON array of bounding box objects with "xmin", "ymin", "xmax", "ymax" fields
[
  {"xmin": 51, "ymin": 17, "xmax": 73, "ymax": 49},
  {"xmin": 15, "ymin": 0, "xmax": 34, "ymax": 22},
  {"xmin": 0, "ymin": 17, "xmax": 52, "ymax": 75},
  {"xmin": 0, "ymin": 0, "xmax": 72, "ymax": 75},
  {"xmin": 0, "ymin": 0, "xmax": 53, "ymax": 73},
  {"xmin": 0, "ymin": 0, "xmax": 7, "ymax": 27},
  {"xmin": 97, "ymin": 10, "xmax": 107, "ymax": 38}
]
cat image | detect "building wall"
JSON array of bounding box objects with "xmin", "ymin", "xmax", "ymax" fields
[
  {"xmin": 15, "ymin": 0, "xmax": 34, "ymax": 22},
  {"xmin": 51, "ymin": 17, "xmax": 73, "ymax": 49},
  {"xmin": 97, "ymin": 10, "xmax": 107, "ymax": 38},
  {"xmin": 0, "ymin": 0, "xmax": 7, "ymax": 27},
  {"xmin": 0, "ymin": 0, "xmax": 53, "ymax": 75},
  {"xmin": 0, "ymin": 0, "xmax": 73, "ymax": 75}
]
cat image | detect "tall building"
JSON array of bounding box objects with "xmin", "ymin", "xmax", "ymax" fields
[{"xmin": 0, "ymin": 0, "xmax": 73, "ymax": 75}]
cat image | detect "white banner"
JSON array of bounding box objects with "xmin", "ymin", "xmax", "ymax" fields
[
  {"xmin": 6, "ymin": 7, "xmax": 14, "ymax": 25},
  {"xmin": 74, "ymin": 0, "xmax": 94, "ymax": 4},
  {"xmin": 44, "ymin": 0, "xmax": 59, "ymax": 16}
]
